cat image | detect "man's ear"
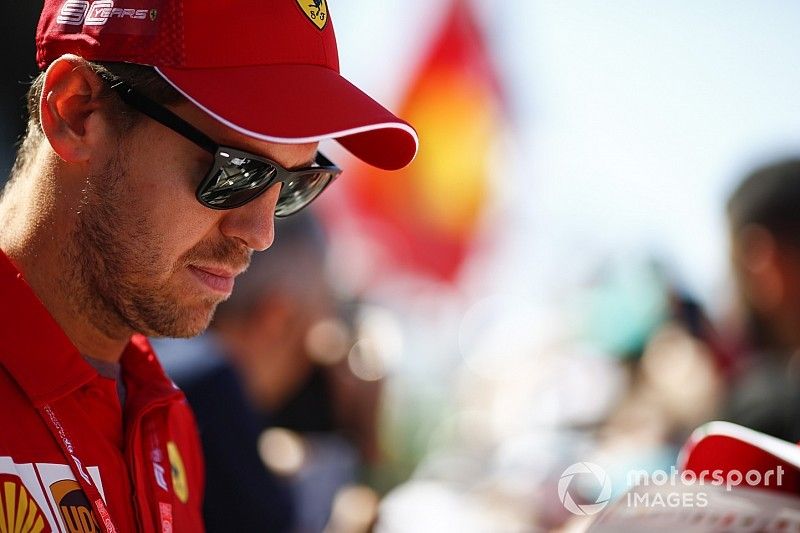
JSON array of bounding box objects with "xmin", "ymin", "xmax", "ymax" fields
[{"xmin": 39, "ymin": 54, "xmax": 110, "ymax": 163}]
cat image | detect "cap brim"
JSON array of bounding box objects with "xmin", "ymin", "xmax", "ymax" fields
[{"xmin": 155, "ymin": 64, "xmax": 418, "ymax": 171}]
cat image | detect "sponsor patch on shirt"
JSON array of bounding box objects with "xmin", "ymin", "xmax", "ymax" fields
[
  {"xmin": 0, "ymin": 473, "xmax": 49, "ymax": 533},
  {"xmin": 0, "ymin": 457, "xmax": 105, "ymax": 532},
  {"xmin": 51, "ymin": 479, "xmax": 100, "ymax": 532},
  {"xmin": 167, "ymin": 441, "xmax": 188, "ymax": 504}
]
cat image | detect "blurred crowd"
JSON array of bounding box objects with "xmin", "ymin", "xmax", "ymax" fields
[{"xmin": 3, "ymin": 2, "xmax": 800, "ymax": 533}]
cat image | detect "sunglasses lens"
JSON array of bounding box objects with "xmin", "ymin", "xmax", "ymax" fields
[
  {"xmin": 199, "ymin": 158, "xmax": 278, "ymax": 208},
  {"xmin": 274, "ymin": 171, "xmax": 333, "ymax": 217}
]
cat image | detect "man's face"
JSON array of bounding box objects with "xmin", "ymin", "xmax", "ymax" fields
[{"xmin": 69, "ymin": 99, "xmax": 318, "ymax": 339}]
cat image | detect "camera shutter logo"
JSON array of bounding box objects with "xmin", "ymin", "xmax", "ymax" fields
[{"xmin": 558, "ymin": 462, "xmax": 612, "ymax": 515}]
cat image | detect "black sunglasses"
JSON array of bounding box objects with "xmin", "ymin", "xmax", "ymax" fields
[{"xmin": 96, "ymin": 70, "xmax": 342, "ymax": 216}]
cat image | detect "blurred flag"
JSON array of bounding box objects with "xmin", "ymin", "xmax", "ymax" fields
[{"xmin": 332, "ymin": 0, "xmax": 505, "ymax": 284}]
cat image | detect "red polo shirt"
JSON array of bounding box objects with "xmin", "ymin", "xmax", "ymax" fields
[{"xmin": 0, "ymin": 251, "xmax": 205, "ymax": 532}]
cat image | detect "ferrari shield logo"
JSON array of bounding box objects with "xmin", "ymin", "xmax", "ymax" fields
[
  {"xmin": 296, "ymin": 0, "xmax": 328, "ymax": 30},
  {"xmin": 167, "ymin": 442, "xmax": 189, "ymax": 504}
]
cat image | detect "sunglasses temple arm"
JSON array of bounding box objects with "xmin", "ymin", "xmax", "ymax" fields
[{"xmin": 100, "ymin": 72, "xmax": 218, "ymax": 155}]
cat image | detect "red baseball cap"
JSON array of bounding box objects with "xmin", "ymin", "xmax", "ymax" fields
[{"xmin": 36, "ymin": 0, "xmax": 418, "ymax": 170}]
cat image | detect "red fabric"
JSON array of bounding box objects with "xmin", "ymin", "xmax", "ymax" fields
[
  {"xmin": 681, "ymin": 433, "xmax": 800, "ymax": 495},
  {"xmin": 35, "ymin": 0, "xmax": 417, "ymax": 170},
  {"xmin": 158, "ymin": 64, "xmax": 417, "ymax": 170},
  {"xmin": 0, "ymin": 251, "xmax": 204, "ymax": 532},
  {"xmin": 36, "ymin": 0, "xmax": 338, "ymax": 70}
]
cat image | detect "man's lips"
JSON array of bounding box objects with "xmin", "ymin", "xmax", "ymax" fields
[{"xmin": 187, "ymin": 265, "xmax": 244, "ymax": 294}]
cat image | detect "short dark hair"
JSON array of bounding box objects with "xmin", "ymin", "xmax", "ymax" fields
[
  {"xmin": 727, "ymin": 159, "xmax": 800, "ymax": 247},
  {"xmin": 9, "ymin": 61, "xmax": 185, "ymax": 183}
]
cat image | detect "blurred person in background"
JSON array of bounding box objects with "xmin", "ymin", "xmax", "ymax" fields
[
  {"xmin": 599, "ymin": 289, "xmax": 726, "ymax": 450},
  {"xmin": 721, "ymin": 159, "xmax": 800, "ymax": 442},
  {"xmin": 156, "ymin": 212, "xmax": 383, "ymax": 533}
]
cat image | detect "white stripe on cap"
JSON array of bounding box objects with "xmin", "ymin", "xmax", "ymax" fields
[{"xmin": 154, "ymin": 67, "xmax": 419, "ymax": 158}]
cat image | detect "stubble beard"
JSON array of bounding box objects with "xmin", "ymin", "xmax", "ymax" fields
[{"xmin": 64, "ymin": 153, "xmax": 250, "ymax": 340}]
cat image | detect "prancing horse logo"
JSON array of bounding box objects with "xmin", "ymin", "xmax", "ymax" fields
[{"xmin": 295, "ymin": 0, "xmax": 328, "ymax": 30}]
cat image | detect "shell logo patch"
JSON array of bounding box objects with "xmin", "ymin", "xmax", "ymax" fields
[
  {"xmin": 295, "ymin": 0, "xmax": 328, "ymax": 30},
  {"xmin": 50, "ymin": 480, "xmax": 99, "ymax": 533},
  {"xmin": 0, "ymin": 474, "xmax": 51, "ymax": 533},
  {"xmin": 167, "ymin": 441, "xmax": 188, "ymax": 504}
]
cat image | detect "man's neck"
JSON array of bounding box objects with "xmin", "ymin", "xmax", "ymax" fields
[{"xmin": 0, "ymin": 163, "xmax": 130, "ymax": 363}]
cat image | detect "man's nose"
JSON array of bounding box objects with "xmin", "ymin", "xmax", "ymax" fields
[{"xmin": 218, "ymin": 183, "xmax": 281, "ymax": 251}]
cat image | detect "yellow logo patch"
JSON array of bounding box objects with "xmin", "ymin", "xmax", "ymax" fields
[
  {"xmin": 0, "ymin": 474, "xmax": 50, "ymax": 533},
  {"xmin": 295, "ymin": 0, "xmax": 329, "ymax": 30},
  {"xmin": 167, "ymin": 441, "xmax": 189, "ymax": 504},
  {"xmin": 50, "ymin": 480, "xmax": 99, "ymax": 533}
]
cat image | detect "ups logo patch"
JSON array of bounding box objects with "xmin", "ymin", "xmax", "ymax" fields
[{"xmin": 50, "ymin": 480, "xmax": 99, "ymax": 533}]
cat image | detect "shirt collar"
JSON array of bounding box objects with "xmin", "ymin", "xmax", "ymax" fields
[
  {"xmin": 0, "ymin": 250, "xmax": 178, "ymax": 407},
  {"xmin": 121, "ymin": 334, "xmax": 183, "ymax": 401},
  {"xmin": 0, "ymin": 250, "xmax": 96, "ymax": 406}
]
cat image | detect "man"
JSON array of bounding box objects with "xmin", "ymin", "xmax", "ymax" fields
[
  {"xmin": 723, "ymin": 159, "xmax": 800, "ymax": 442},
  {"xmin": 0, "ymin": 1, "xmax": 417, "ymax": 531}
]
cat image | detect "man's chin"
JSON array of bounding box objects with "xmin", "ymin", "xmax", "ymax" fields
[{"xmin": 137, "ymin": 299, "xmax": 220, "ymax": 339}]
